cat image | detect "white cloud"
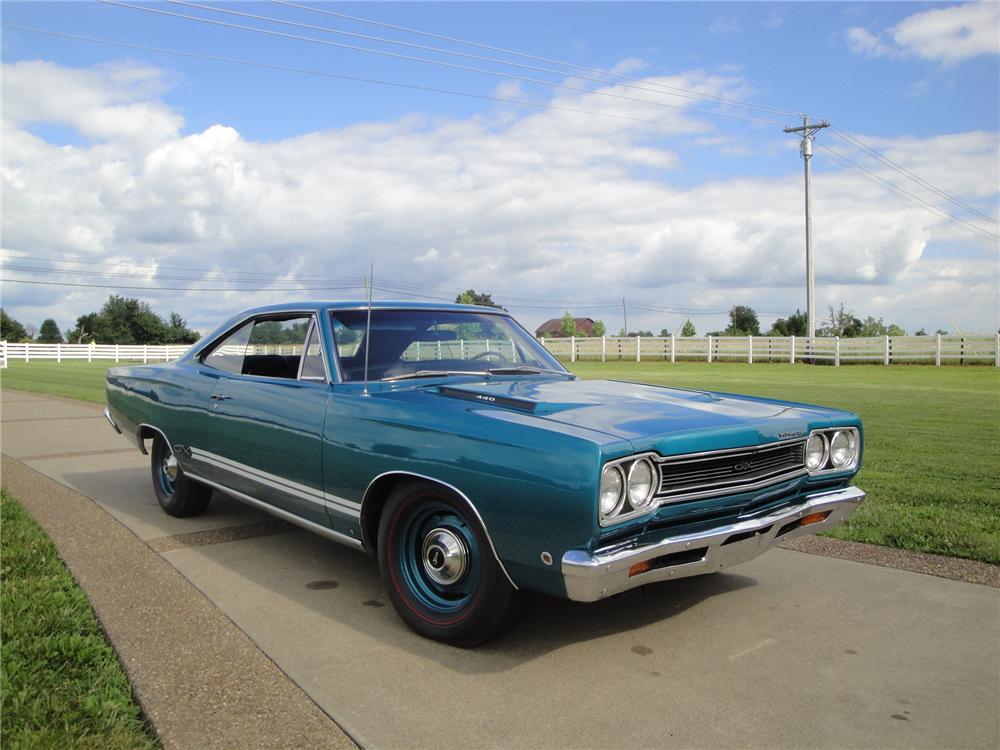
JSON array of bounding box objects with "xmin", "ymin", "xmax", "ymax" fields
[
  {"xmin": 709, "ymin": 16, "xmax": 743, "ymax": 35},
  {"xmin": 1, "ymin": 60, "xmax": 997, "ymax": 336},
  {"xmin": 846, "ymin": 1, "xmax": 1000, "ymax": 65}
]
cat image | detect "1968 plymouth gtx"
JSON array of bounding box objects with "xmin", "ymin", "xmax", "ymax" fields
[{"xmin": 105, "ymin": 302, "xmax": 865, "ymax": 646}]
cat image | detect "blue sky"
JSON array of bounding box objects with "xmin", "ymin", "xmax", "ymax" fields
[{"xmin": 2, "ymin": 1, "xmax": 998, "ymax": 335}]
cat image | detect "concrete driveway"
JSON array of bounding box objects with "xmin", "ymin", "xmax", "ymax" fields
[{"xmin": 3, "ymin": 389, "xmax": 998, "ymax": 749}]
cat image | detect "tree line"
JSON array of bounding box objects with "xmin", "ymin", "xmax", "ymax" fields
[{"xmin": 0, "ymin": 296, "xmax": 199, "ymax": 345}]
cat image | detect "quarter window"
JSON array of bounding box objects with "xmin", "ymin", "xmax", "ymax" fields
[{"xmin": 299, "ymin": 322, "xmax": 327, "ymax": 381}]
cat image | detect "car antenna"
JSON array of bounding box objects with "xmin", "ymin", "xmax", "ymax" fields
[{"xmin": 362, "ymin": 263, "xmax": 374, "ymax": 397}]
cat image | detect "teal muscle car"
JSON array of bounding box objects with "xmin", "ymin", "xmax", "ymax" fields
[{"xmin": 105, "ymin": 302, "xmax": 865, "ymax": 646}]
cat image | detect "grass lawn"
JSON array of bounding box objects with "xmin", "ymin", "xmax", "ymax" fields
[
  {"xmin": 0, "ymin": 489, "xmax": 158, "ymax": 749},
  {"xmin": 2, "ymin": 359, "xmax": 998, "ymax": 564},
  {"xmin": 1, "ymin": 360, "xmax": 130, "ymax": 404}
]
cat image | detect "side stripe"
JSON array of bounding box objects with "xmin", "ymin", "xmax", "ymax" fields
[{"xmin": 190, "ymin": 447, "xmax": 361, "ymax": 517}]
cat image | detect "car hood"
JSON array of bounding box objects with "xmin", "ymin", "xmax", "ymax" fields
[{"xmin": 430, "ymin": 377, "xmax": 852, "ymax": 450}]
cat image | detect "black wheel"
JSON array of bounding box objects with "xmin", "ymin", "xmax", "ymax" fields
[
  {"xmin": 377, "ymin": 480, "xmax": 521, "ymax": 647},
  {"xmin": 150, "ymin": 433, "xmax": 212, "ymax": 517}
]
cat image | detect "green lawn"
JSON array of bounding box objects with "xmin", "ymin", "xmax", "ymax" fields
[
  {"xmin": 2, "ymin": 359, "xmax": 998, "ymax": 563},
  {"xmin": 0, "ymin": 489, "xmax": 158, "ymax": 749},
  {"xmin": 1, "ymin": 360, "xmax": 130, "ymax": 404}
]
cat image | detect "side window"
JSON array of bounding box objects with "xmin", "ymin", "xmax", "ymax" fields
[
  {"xmin": 203, "ymin": 315, "xmax": 317, "ymax": 380},
  {"xmin": 203, "ymin": 321, "xmax": 253, "ymax": 374},
  {"xmin": 299, "ymin": 322, "xmax": 327, "ymax": 381}
]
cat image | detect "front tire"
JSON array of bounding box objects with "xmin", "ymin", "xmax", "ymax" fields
[
  {"xmin": 150, "ymin": 433, "xmax": 212, "ymax": 517},
  {"xmin": 378, "ymin": 480, "xmax": 520, "ymax": 647}
]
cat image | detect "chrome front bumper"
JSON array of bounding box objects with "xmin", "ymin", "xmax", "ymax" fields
[{"xmin": 562, "ymin": 486, "xmax": 865, "ymax": 602}]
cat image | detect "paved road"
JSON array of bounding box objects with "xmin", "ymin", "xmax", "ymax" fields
[{"xmin": 3, "ymin": 390, "xmax": 998, "ymax": 749}]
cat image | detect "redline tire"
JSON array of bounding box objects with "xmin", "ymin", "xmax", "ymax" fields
[{"xmin": 377, "ymin": 480, "xmax": 521, "ymax": 647}]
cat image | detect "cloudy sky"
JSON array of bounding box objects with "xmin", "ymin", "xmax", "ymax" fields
[{"xmin": 2, "ymin": 1, "xmax": 998, "ymax": 337}]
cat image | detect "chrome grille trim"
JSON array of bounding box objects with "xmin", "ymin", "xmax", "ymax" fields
[{"xmin": 653, "ymin": 438, "xmax": 807, "ymax": 505}]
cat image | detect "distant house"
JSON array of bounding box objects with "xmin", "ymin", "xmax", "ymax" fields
[{"xmin": 534, "ymin": 317, "xmax": 596, "ymax": 338}]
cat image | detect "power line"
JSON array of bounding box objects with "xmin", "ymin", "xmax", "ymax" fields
[
  {"xmin": 168, "ymin": 0, "xmax": 793, "ymax": 120},
  {"xmin": 829, "ymin": 126, "xmax": 998, "ymax": 227},
  {"xmin": 274, "ymin": 0, "xmax": 803, "ymax": 118},
  {"xmin": 812, "ymin": 142, "xmax": 999, "ymax": 241},
  {"xmin": 0, "ymin": 277, "xmax": 367, "ymax": 292},
  {"xmin": 2, "ymin": 24, "xmax": 767, "ymax": 136},
  {"xmin": 101, "ymin": 1, "xmax": 784, "ymax": 127}
]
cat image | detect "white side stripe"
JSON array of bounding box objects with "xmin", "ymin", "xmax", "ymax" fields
[{"xmin": 190, "ymin": 447, "xmax": 361, "ymax": 517}]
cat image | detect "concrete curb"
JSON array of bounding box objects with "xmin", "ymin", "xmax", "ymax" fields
[{"xmin": 2, "ymin": 456, "xmax": 358, "ymax": 750}]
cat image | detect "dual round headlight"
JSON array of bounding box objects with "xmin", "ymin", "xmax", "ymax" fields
[
  {"xmin": 600, "ymin": 458, "xmax": 657, "ymax": 519},
  {"xmin": 805, "ymin": 433, "xmax": 828, "ymax": 470},
  {"xmin": 807, "ymin": 429, "xmax": 859, "ymax": 472},
  {"xmin": 830, "ymin": 430, "xmax": 857, "ymax": 468}
]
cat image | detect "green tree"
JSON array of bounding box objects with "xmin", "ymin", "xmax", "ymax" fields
[
  {"xmin": 1, "ymin": 309, "xmax": 29, "ymax": 342},
  {"xmin": 37, "ymin": 318, "xmax": 63, "ymax": 343},
  {"xmin": 66, "ymin": 296, "xmax": 171, "ymax": 344},
  {"xmin": 455, "ymin": 289, "xmax": 507, "ymax": 311},
  {"xmin": 559, "ymin": 311, "xmax": 577, "ymax": 338},
  {"xmin": 592, "ymin": 319, "xmax": 606, "ymax": 337},
  {"xmin": 680, "ymin": 319, "xmax": 696, "ymax": 337},
  {"xmin": 769, "ymin": 310, "xmax": 807, "ymax": 337},
  {"xmin": 820, "ymin": 303, "xmax": 863, "ymax": 338},
  {"xmin": 164, "ymin": 312, "xmax": 200, "ymax": 344},
  {"xmin": 857, "ymin": 315, "xmax": 905, "ymax": 337},
  {"xmin": 726, "ymin": 305, "xmax": 761, "ymax": 336}
]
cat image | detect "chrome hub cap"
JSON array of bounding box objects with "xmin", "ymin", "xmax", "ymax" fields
[
  {"xmin": 163, "ymin": 453, "xmax": 179, "ymax": 482},
  {"xmin": 421, "ymin": 527, "xmax": 468, "ymax": 586}
]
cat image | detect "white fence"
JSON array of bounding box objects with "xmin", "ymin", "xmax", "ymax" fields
[
  {"xmin": 540, "ymin": 334, "xmax": 1000, "ymax": 366},
  {"xmin": 3, "ymin": 334, "xmax": 999, "ymax": 368},
  {"xmin": 0, "ymin": 342, "xmax": 193, "ymax": 367}
]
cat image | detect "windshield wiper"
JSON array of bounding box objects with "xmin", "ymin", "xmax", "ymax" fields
[
  {"xmin": 381, "ymin": 370, "xmax": 490, "ymax": 382},
  {"xmin": 486, "ymin": 366, "xmax": 573, "ymax": 376}
]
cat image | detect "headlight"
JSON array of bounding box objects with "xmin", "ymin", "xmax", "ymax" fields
[
  {"xmin": 599, "ymin": 465, "xmax": 625, "ymax": 515},
  {"xmin": 805, "ymin": 433, "xmax": 828, "ymax": 470},
  {"xmin": 627, "ymin": 458, "xmax": 656, "ymax": 510},
  {"xmin": 830, "ymin": 430, "xmax": 857, "ymax": 468}
]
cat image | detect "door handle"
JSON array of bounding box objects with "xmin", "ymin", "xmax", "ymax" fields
[{"xmin": 211, "ymin": 394, "xmax": 232, "ymax": 400}]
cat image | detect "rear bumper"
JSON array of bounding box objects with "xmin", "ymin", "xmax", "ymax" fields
[
  {"xmin": 561, "ymin": 485, "xmax": 865, "ymax": 602},
  {"xmin": 103, "ymin": 406, "xmax": 122, "ymax": 434}
]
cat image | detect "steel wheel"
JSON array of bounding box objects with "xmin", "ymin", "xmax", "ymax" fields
[
  {"xmin": 149, "ymin": 432, "xmax": 212, "ymax": 518},
  {"xmin": 378, "ymin": 480, "xmax": 521, "ymax": 646}
]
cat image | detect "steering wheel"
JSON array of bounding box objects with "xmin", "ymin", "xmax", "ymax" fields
[{"xmin": 470, "ymin": 350, "xmax": 509, "ymax": 362}]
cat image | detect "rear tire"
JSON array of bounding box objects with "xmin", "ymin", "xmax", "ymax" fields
[
  {"xmin": 150, "ymin": 433, "xmax": 212, "ymax": 517},
  {"xmin": 378, "ymin": 480, "xmax": 521, "ymax": 647}
]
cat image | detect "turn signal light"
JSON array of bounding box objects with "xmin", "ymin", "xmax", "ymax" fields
[
  {"xmin": 628, "ymin": 561, "xmax": 652, "ymax": 577},
  {"xmin": 800, "ymin": 511, "xmax": 831, "ymax": 527}
]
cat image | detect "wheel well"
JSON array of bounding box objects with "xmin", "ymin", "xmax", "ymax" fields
[
  {"xmin": 135, "ymin": 424, "xmax": 168, "ymax": 455},
  {"xmin": 361, "ymin": 473, "xmax": 422, "ymax": 552}
]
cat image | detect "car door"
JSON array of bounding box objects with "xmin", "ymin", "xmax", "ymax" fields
[{"xmin": 193, "ymin": 313, "xmax": 336, "ymax": 528}]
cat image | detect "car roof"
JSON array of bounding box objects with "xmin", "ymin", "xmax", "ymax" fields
[{"xmin": 238, "ymin": 301, "xmax": 509, "ymax": 315}]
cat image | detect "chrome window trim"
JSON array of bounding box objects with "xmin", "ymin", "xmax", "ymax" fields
[
  {"xmin": 198, "ymin": 309, "xmax": 324, "ymax": 381},
  {"xmin": 361, "ymin": 470, "xmax": 518, "ymax": 590},
  {"xmin": 295, "ymin": 316, "xmax": 332, "ymax": 384}
]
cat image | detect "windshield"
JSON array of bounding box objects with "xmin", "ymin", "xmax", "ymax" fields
[{"xmin": 329, "ymin": 309, "xmax": 567, "ymax": 382}]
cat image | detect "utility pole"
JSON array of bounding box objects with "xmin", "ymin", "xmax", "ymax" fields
[
  {"xmin": 622, "ymin": 297, "xmax": 628, "ymax": 337},
  {"xmin": 784, "ymin": 115, "xmax": 829, "ymax": 339}
]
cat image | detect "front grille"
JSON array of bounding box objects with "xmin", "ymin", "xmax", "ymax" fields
[{"xmin": 655, "ymin": 440, "xmax": 806, "ymax": 503}]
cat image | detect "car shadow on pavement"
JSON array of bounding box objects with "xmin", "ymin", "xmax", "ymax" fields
[{"xmin": 67, "ymin": 467, "xmax": 758, "ymax": 672}]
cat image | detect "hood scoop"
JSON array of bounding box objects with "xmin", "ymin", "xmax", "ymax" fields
[{"xmin": 437, "ymin": 386, "xmax": 537, "ymax": 413}]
